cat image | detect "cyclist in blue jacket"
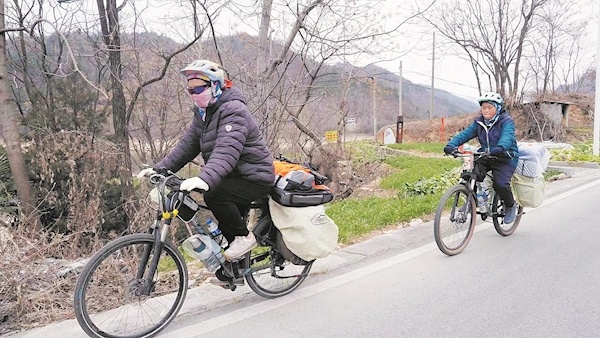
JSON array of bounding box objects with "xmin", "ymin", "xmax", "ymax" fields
[{"xmin": 443, "ymin": 92, "xmax": 520, "ymax": 223}]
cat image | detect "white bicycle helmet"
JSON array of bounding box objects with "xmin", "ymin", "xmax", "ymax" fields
[
  {"xmin": 477, "ymin": 92, "xmax": 504, "ymax": 106},
  {"xmin": 180, "ymin": 60, "xmax": 225, "ymax": 88}
]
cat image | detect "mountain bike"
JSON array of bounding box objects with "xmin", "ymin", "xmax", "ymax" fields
[
  {"xmin": 73, "ymin": 169, "xmax": 313, "ymax": 338},
  {"xmin": 433, "ymin": 150, "xmax": 524, "ymax": 256}
]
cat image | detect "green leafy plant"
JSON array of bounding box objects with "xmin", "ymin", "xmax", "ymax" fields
[
  {"xmin": 404, "ymin": 169, "xmax": 460, "ymax": 196},
  {"xmin": 549, "ymin": 143, "xmax": 600, "ymax": 163}
]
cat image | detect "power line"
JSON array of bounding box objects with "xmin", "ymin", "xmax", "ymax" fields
[{"xmin": 364, "ymin": 69, "xmax": 480, "ymax": 92}]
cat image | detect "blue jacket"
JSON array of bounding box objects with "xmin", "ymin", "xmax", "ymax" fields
[{"xmin": 447, "ymin": 111, "xmax": 519, "ymax": 167}]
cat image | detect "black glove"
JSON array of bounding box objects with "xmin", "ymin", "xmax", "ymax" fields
[
  {"xmin": 490, "ymin": 147, "xmax": 504, "ymax": 156},
  {"xmin": 443, "ymin": 145, "xmax": 456, "ymax": 155}
]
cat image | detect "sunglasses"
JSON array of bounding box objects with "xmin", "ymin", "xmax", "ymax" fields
[{"xmin": 186, "ymin": 85, "xmax": 210, "ymax": 95}]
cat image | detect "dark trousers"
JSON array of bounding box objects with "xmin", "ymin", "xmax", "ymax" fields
[
  {"xmin": 475, "ymin": 158, "xmax": 516, "ymax": 207},
  {"xmin": 203, "ymin": 177, "xmax": 272, "ymax": 243}
]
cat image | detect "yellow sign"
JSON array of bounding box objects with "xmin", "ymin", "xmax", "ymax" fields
[{"xmin": 325, "ymin": 130, "xmax": 338, "ymax": 142}]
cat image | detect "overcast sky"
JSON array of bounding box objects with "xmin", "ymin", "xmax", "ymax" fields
[{"xmin": 52, "ymin": 0, "xmax": 598, "ymax": 103}]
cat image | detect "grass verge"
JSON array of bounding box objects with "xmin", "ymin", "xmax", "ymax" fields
[{"xmin": 327, "ymin": 144, "xmax": 461, "ymax": 244}]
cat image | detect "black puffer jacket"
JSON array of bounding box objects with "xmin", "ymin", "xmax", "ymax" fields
[{"xmin": 155, "ymin": 86, "xmax": 275, "ymax": 188}]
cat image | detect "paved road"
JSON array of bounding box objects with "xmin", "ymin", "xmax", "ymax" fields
[
  {"xmin": 7, "ymin": 165, "xmax": 600, "ymax": 338},
  {"xmin": 163, "ymin": 176, "xmax": 600, "ymax": 337}
]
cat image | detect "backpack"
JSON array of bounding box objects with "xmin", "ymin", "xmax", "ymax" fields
[{"xmin": 271, "ymin": 159, "xmax": 333, "ymax": 207}]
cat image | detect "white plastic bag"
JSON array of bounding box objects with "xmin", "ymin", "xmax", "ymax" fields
[
  {"xmin": 516, "ymin": 143, "xmax": 551, "ymax": 177},
  {"xmin": 268, "ymin": 198, "xmax": 338, "ymax": 261}
]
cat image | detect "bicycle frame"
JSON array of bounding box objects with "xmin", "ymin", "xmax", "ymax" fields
[
  {"xmin": 143, "ymin": 171, "xmax": 294, "ymax": 286},
  {"xmin": 455, "ymin": 152, "xmax": 501, "ymax": 220}
]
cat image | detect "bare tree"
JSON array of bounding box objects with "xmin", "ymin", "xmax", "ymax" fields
[
  {"xmin": 241, "ymin": 0, "xmax": 428, "ymax": 156},
  {"xmin": 423, "ymin": 0, "xmax": 549, "ymax": 103},
  {"xmin": 525, "ymin": 0, "xmax": 588, "ymax": 96}
]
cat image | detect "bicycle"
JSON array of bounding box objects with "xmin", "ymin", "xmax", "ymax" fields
[
  {"xmin": 433, "ymin": 150, "xmax": 524, "ymax": 256},
  {"xmin": 73, "ymin": 169, "xmax": 314, "ymax": 338}
]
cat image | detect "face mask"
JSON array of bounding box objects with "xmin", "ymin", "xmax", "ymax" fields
[{"xmin": 191, "ymin": 88, "xmax": 214, "ymax": 109}]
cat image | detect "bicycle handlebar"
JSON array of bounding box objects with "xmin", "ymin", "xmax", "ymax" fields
[
  {"xmin": 148, "ymin": 169, "xmax": 207, "ymax": 194},
  {"xmin": 447, "ymin": 150, "xmax": 499, "ymax": 161}
]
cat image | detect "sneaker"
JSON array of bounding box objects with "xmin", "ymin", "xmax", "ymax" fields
[
  {"xmin": 223, "ymin": 232, "xmax": 257, "ymax": 261},
  {"xmin": 503, "ymin": 205, "xmax": 518, "ymax": 224}
]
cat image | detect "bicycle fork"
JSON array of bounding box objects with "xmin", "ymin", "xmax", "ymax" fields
[
  {"xmin": 135, "ymin": 218, "xmax": 168, "ymax": 296},
  {"xmin": 449, "ymin": 182, "xmax": 476, "ymax": 223}
]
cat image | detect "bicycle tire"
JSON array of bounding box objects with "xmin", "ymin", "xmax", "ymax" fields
[
  {"xmin": 74, "ymin": 234, "xmax": 188, "ymax": 338},
  {"xmin": 244, "ymin": 227, "xmax": 312, "ymax": 299},
  {"xmin": 434, "ymin": 184, "xmax": 477, "ymax": 256},
  {"xmin": 492, "ymin": 193, "xmax": 523, "ymax": 236}
]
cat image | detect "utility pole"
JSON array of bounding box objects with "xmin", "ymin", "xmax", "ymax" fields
[
  {"xmin": 594, "ymin": 7, "xmax": 600, "ymax": 155},
  {"xmin": 397, "ymin": 61, "xmax": 403, "ymax": 143},
  {"xmin": 430, "ymin": 32, "xmax": 435, "ymax": 120},
  {"xmin": 369, "ymin": 76, "xmax": 377, "ymax": 140}
]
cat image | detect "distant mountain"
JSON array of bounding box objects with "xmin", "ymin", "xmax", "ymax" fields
[
  {"xmin": 5, "ymin": 31, "xmax": 480, "ymax": 137},
  {"xmin": 557, "ymin": 69, "xmax": 595, "ymax": 95},
  {"xmin": 328, "ymin": 63, "xmax": 479, "ymax": 133},
  {"xmin": 358, "ymin": 63, "xmax": 479, "ymax": 118}
]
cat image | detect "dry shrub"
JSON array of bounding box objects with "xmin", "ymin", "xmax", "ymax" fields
[
  {"xmin": 0, "ymin": 228, "xmax": 81, "ymax": 335},
  {"xmin": 28, "ymin": 131, "xmax": 128, "ymax": 256},
  {"xmin": 0, "ymin": 132, "xmax": 163, "ymax": 334}
]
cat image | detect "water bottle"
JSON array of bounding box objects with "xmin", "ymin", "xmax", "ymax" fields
[
  {"xmin": 476, "ymin": 181, "xmax": 489, "ymax": 213},
  {"xmin": 182, "ymin": 234, "xmax": 221, "ymax": 272},
  {"xmin": 206, "ymin": 218, "xmax": 228, "ymax": 248}
]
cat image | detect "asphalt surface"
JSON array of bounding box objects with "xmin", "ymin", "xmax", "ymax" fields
[{"xmin": 6, "ymin": 162, "xmax": 600, "ymax": 338}]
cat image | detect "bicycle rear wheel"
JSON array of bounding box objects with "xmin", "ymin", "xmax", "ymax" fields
[
  {"xmin": 244, "ymin": 227, "xmax": 312, "ymax": 298},
  {"xmin": 74, "ymin": 234, "xmax": 188, "ymax": 338},
  {"xmin": 492, "ymin": 193, "xmax": 523, "ymax": 236},
  {"xmin": 434, "ymin": 184, "xmax": 477, "ymax": 256}
]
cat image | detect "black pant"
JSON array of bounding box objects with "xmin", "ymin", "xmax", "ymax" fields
[
  {"xmin": 203, "ymin": 177, "xmax": 272, "ymax": 243},
  {"xmin": 474, "ymin": 158, "xmax": 516, "ymax": 207}
]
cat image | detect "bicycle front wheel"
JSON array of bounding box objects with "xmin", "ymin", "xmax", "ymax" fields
[
  {"xmin": 434, "ymin": 184, "xmax": 477, "ymax": 256},
  {"xmin": 74, "ymin": 234, "xmax": 188, "ymax": 338},
  {"xmin": 245, "ymin": 228, "xmax": 312, "ymax": 298},
  {"xmin": 492, "ymin": 193, "xmax": 523, "ymax": 236}
]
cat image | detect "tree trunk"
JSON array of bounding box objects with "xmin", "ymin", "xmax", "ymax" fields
[
  {"xmin": 0, "ymin": 0, "xmax": 39, "ymax": 229},
  {"xmin": 98, "ymin": 0, "xmax": 133, "ymax": 230}
]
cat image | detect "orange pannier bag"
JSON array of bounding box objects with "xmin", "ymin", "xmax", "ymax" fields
[{"xmin": 271, "ymin": 160, "xmax": 333, "ymax": 207}]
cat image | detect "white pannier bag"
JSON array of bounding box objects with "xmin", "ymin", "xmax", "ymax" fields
[
  {"xmin": 511, "ymin": 143, "xmax": 550, "ymax": 208},
  {"xmin": 268, "ymin": 198, "xmax": 338, "ymax": 261}
]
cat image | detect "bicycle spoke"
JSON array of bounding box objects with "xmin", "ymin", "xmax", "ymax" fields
[
  {"xmin": 434, "ymin": 185, "xmax": 476, "ymax": 256},
  {"xmin": 75, "ymin": 235, "xmax": 187, "ymax": 338}
]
